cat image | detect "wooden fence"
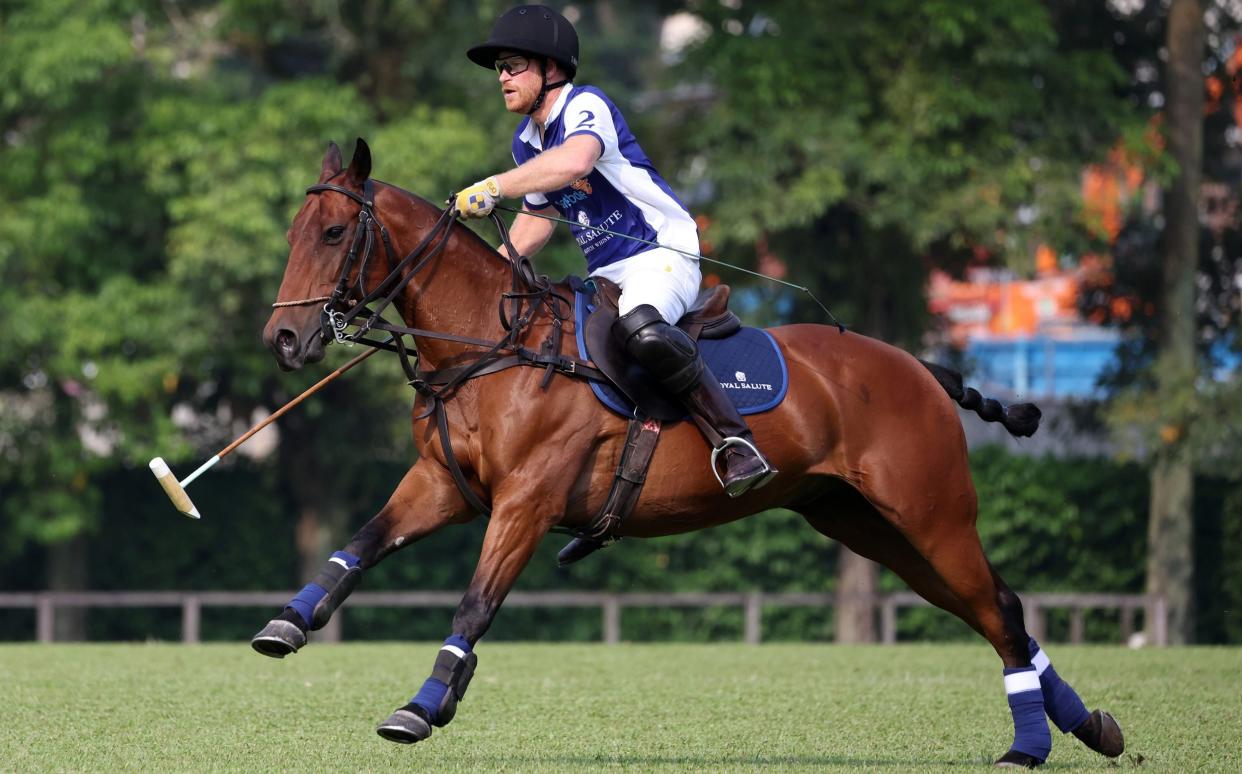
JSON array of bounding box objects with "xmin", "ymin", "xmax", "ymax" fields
[{"xmin": 0, "ymin": 590, "xmax": 1167, "ymax": 646}]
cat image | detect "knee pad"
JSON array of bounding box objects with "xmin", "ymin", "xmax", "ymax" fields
[{"xmin": 613, "ymin": 304, "xmax": 701, "ymax": 394}]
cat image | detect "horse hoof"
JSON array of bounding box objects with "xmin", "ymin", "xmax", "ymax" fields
[
  {"xmin": 250, "ymin": 619, "xmax": 306, "ymax": 658},
  {"xmin": 994, "ymin": 750, "xmax": 1042, "ymax": 768},
  {"xmin": 1073, "ymin": 709, "xmax": 1125, "ymax": 758},
  {"xmin": 376, "ymin": 708, "xmax": 432, "ymax": 744}
]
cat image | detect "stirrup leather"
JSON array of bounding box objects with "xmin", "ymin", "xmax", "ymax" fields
[{"xmin": 709, "ymin": 436, "xmax": 776, "ymax": 496}]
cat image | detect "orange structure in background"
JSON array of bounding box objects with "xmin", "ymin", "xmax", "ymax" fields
[{"xmin": 927, "ymin": 249, "xmax": 1091, "ymax": 348}]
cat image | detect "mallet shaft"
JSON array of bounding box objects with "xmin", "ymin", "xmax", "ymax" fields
[
  {"xmin": 178, "ymin": 455, "xmax": 220, "ymax": 488},
  {"xmin": 152, "ymin": 343, "xmax": 383, "ymax": 520},
  {"xmin": 217, "ymin": 345, "xmax": 380, "ymax": 459}
]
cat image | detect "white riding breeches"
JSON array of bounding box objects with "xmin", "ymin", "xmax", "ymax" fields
[{"xmin": 589, "ymin": 247, "xmax": 703, "ymax": 324}]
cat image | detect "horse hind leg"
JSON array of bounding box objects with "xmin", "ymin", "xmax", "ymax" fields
[
  {"xmin": 905, "ymin": 515, "xmax": 1124, "ymax": 765},
  {"xmin": 801, "ymin": 484, "xmax": 1122, "ymax": 766},
  {"xmin": 801, "ymin": 489, "xmax": 1054, "ymax": 764},
  {"xmin": 1025, "ymin": 622, "xmax": 1125, "ymax": 758},
  {"xmin": 798, "ymin": 486, "xmax": 985, "ymax": 636}
]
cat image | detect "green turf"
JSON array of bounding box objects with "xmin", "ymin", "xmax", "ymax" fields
[{"xmin": 1, "ymin": 643, "xmax": 1237, "ymax": 772}]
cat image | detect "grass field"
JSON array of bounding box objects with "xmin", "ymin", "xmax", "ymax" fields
[{"xmin": 1, "ymin": 643, "xmax": 1238, "ymax": 772}]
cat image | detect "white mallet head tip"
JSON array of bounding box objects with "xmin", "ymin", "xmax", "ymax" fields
[{"xmin": 149, "ymin": 456, "xmax": 202, "ymax": 519}]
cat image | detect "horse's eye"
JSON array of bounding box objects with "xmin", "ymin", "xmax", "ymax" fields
[{"xmin": 323, "ymin": 225, "xmax": 346, "ymax": 243}]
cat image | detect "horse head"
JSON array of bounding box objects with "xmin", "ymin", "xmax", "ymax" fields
[{"xmin": 264, "ymin": 139, "xmax": 374, "ymax": 370}]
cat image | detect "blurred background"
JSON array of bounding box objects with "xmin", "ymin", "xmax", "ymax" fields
[{"xmin": 1, "ymin": 0, "xmax": 1239, "ymax": 646}]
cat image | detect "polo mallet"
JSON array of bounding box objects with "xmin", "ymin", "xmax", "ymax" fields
[{"xmin": 149, "ymin": 345, "xmax": 381, "ymax": 519}]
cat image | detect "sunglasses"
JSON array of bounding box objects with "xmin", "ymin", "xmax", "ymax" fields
[{"xmin": 494, "ymin": 55, "xmax": 531, "ymax": 77}]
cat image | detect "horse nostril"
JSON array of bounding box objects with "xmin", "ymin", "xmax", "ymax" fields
[{"xmin": 275, "ymin": 329, "xmax": 298, "ymax": 354}]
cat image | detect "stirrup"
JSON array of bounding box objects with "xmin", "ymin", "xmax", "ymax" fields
[{"xmin": 710, "ymin": 436, "xmax": 776, "ymax": 497}]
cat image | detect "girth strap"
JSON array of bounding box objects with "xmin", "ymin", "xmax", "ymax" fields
[{"xmin": 434, "ymin": 397, "xmax": 492, "ymax": 517}]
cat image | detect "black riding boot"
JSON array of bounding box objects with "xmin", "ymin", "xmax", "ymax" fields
[{"xmin": 614, "ymin": 304, "xmax": 776, "ymax": 498}]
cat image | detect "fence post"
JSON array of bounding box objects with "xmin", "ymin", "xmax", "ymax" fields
[
  {"xmin": 744, "ymin": 592, "xmax": 762, "ymax": 645},
  {"xmin": 881, "ymin": 595, "xmax": 897, "ymax": 644},
  {"xmin": 319, "ymin": 613, "xmax": 343, "ymax": 643},
  {"xmin": 1069, "ymin": 607, "xmax": 1085, "ymax": 644},
  {"xmin": 36, "ymin": 594, "xmax": 54, "ymax": 643},
  {"xmin": 181, "ymin": 595, "xmax": 201, "ymax": 644},
  {"xmin": 1120, "ymin": 604, "xmax": 1135, "ymax": 644},
  {"xmin": 1024, "ymin": 600, "xmax": 1044, "ymax": 643},
  {"xmin": 1149, "ymin": 595, "xmax": 1168, "ymax": 646},
  {"xmin": 603, "ymin": 595, "xmax": 620, "ymax": 645}
]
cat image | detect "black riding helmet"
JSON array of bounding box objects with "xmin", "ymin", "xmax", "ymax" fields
[{"xmin": 467, "ymin": 5, "xmax": 579, "ymax": 79}]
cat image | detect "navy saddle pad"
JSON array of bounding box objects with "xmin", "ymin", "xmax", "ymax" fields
[{"xmin": 573, "ymin": 284, "xmax": 789, "ymax": 418}]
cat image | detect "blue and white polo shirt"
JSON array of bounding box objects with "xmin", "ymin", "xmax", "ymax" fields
[{"xmin": 511, "ymin": 84, "xmax": 698, "ymax": 274}]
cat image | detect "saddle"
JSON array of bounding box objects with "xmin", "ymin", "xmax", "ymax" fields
[
  {"xmin": 560, "ymin": 277, "xmax": 744, "ymax": 566},
  {"xmin": 581, "ymin": 277, "xmax": 741, "ymax": 421}
]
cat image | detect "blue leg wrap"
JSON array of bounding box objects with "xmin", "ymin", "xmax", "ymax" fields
[
  {"xmin": 1028, "ymin": 637, "xmax": 1090, "ymax": 733},
  {"xmin": 410, "ymin": 635, "xmax": 474, "ymax": 725},
  {"xmin": 1004, "ymin": 666, "xmax": 1052, "ymax": 761},
  {"xmin": 285, "ymin": 550, "xmax": 360, "ymax": 628}
]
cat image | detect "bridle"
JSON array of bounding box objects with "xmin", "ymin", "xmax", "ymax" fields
[
  {"xmin": 271, "ymin": 176, "xmax": 597, "ymax": 518},
  {"xmin": 274, "ymin": 178, "xmax": 457, "ymax": 350}
]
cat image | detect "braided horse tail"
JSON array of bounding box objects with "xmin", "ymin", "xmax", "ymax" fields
[{"xmin": 919, "ymin": 360, "xmax": 1042, "ymax": 438}]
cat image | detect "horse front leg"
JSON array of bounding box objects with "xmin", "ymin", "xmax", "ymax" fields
[
  {"xmin": 251, "ymin": 458, "xmax": 474, "ymax": 657},
  {"xmin": 376, "ymin": 501, "xmax": 553, "ymax": 744}
]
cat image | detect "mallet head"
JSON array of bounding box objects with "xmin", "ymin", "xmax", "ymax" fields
[{"xmin": 148, "ymin": 457, "xmax": 201, "ymax": 519}]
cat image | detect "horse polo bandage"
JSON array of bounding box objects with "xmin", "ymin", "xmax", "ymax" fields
[
  {"xmin": 1028, "ymin": 638, "xmax": 1090, "ymax": 733},
  {"xmin": 408, "ymin": 635, "xmax": 478, "ymax": 726},
  {"xmin": 286, "ymin": 550, "xmax": 362, "ymax": 630}
]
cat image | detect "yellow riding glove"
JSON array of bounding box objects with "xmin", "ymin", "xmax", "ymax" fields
[{"xmin": 455, "ymin": 177, "xmax": 502, "ymax": 218}]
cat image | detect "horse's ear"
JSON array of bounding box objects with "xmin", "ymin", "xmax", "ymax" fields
[
  {"xmin": 319, "ymin": 141, "xmax": 343, "ymax": 182},
  {"xmin": 345, "ymin": 138, "xmax": 371, "ymax": 186}
]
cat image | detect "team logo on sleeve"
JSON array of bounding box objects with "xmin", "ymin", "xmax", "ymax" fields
[{"xmin": 557, "ymin": 178, "xmax": 592, "ymax": 210}]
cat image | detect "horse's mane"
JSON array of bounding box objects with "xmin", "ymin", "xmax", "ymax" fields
[{"xmin": 372, "ymin": 179, "xmax": 512, "ymax": 267}]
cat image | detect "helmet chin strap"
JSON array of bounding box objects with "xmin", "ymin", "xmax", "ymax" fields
[{"xmin": 526, "ymin": 58, "xmax": 569, "ymax": 116}]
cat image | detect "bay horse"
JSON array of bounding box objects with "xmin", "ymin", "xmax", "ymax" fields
[{"xmin": 253, "ymin": 139, "xmax": 1124, "ymax": 767}]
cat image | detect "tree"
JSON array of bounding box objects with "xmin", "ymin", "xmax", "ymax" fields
[
  {"xmin": 1148, "ymin": 0, "xmax": 1206, "ymax": 644},
  {"xmin": 1072, "ymin": 0, "xmax": 1241, "ymax": 643}
]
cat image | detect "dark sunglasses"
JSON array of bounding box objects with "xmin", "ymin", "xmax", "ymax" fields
[{"xmin": 494, "ymin": 55, "xmax": 531, "ymax": 76}]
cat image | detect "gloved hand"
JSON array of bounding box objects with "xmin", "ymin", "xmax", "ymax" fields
[{"xmin": 454, "ymin": 177, "xmax": 502, "ymax": 218}]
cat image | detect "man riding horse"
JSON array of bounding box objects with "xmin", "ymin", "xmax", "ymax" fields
[
  {"xmin": 252, "ymin": 5, "xmax": 1126, "ymax": 765},
  {"xmin": 455, "ymin": 4, "xmax": 777, "ymax": 499}
]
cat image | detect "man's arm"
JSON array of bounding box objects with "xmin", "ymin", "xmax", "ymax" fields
[
  {"xmin": 500, "ymin": 205, "xmax": 558, "ymax": 259},
  {"xmin": 494, "ymin": 134, "xmax": 602, "ymax": 200}
]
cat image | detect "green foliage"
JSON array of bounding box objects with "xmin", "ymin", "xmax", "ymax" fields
[
  {"xmin": 971, "ymin": 446, "xmax": 1148, "ymax": 591},
  {"xmin": 673, "ymin": 0, "xmax": 1132, "ymax": 248}
]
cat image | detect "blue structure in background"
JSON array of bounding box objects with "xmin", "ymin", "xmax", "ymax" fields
[
  {"xmin": 966, "ymin": 335, "xmax": 1239, "ymax": 398},
  {"xmin": 966, "ymin": 335, "xmax": 1122, "ymax": 398}
]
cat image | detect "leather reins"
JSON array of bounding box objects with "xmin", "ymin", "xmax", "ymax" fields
[{"xmin": 274, "ymin": 178, "xmax": 603, "ymax": 519}]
